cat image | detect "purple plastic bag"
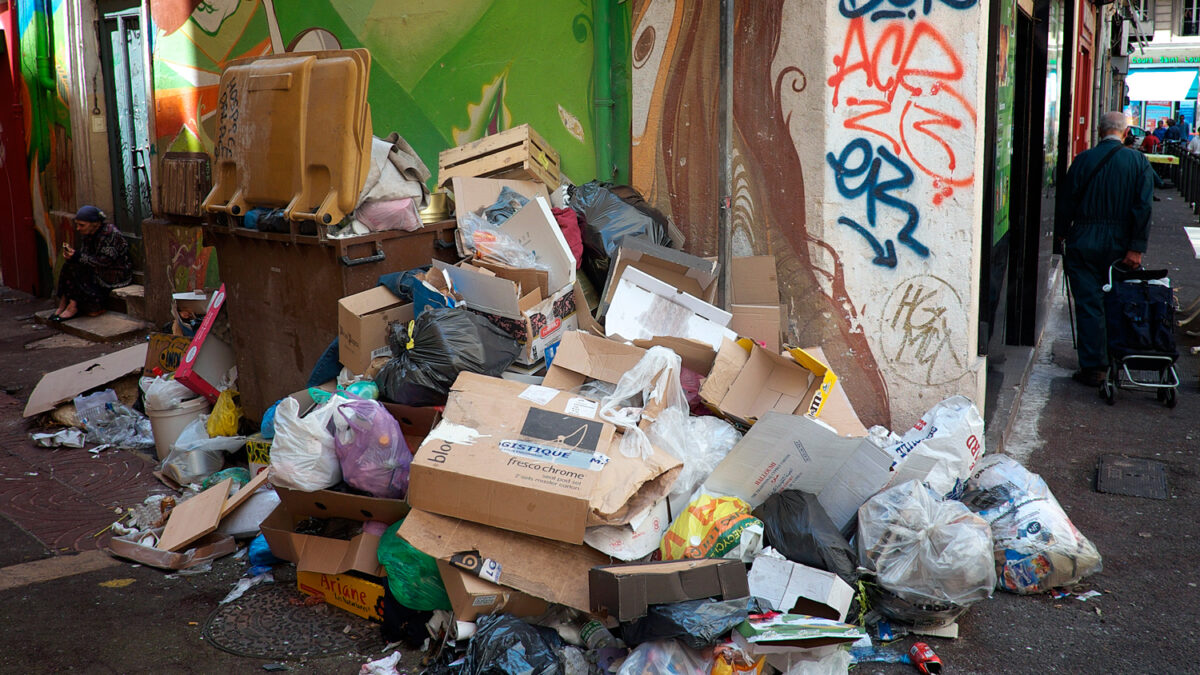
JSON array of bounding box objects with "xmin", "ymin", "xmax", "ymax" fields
[{"xmin": 333, "ymin": 399, "xmax": 412, "ymax": 499}]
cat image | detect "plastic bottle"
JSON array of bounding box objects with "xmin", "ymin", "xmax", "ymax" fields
[{"xmin": 580, "ymin": 619, "xmax": 618, "ymax": 650}]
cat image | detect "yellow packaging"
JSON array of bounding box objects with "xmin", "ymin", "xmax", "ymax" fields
[
  {"xmin": 245, "ymin": 434, "xmax": 271, "ymax": 476},
  {"xmin": 206, "ymin": 389, "xmax": 241, "ymax": 437},
  {"xmin": 659, "ymin": 494, "xmax": 760, "ymax": 560},
  {"xmin": 296, "ymin": 570, "xmax": 385, "ymax": 622}
]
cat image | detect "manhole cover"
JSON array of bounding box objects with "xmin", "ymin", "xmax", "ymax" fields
[
  {"xmin": 202, "ymin": 583, "xmax": 378, "ymax": 659},
  {"xmin": 1096, "ymin": 454, "xmax": 1168, "ymax": 500}
]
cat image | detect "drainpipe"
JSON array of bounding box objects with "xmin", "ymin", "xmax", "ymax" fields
[
  {"xmin": 593, "ymin": 0, "xmax": 614, "ymax": 182},
  {"xmin": 30, "ymin": 0, "xmax": 56, "ymax": 164}
]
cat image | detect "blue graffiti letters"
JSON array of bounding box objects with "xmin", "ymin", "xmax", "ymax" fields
[
  {"xmin": 827, "ymin": 138, "xmax": 929, "ymax": 268},
  {"xmin": 838, "ymin": 0, "xmax": 979, "ymax": 22}
]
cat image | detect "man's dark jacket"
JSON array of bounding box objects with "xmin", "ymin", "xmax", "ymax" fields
[{"xmin": 1053, "ymin": 138, "xmax": 1153, "ymax": 252}]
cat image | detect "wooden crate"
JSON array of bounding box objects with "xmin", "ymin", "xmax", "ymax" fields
[
  {"xmin": 437, "ymin": 123, "xmax": 561, "ymax": 188},
  {"xmin": 159, "ymin": 152, "xmax": 212, "ymax": 218}
]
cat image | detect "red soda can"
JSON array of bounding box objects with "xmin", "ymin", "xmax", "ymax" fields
[{"xmin": 909, "ymin": 642, "xmax": 942, "ymax": 674}]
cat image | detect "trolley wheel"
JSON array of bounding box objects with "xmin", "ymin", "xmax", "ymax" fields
[
  {"xmin": 1165, "ymin": 388, "xmax": 1178, "ymax": 408},
  {"xmin": 1102, "ymin": 380, "xmax": 1116, "ymax": 405}
]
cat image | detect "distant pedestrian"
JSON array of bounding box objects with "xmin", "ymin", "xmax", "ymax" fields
[
  {"xmin": 52, "ymin": 206, "xmax": 132, "ymax": 322},
  {"xmin": 1141, "ymin": 130, "xmax": 1161, "ymax": 153},
  {"xmin": 1153, "ymin": 119, "xmax": 1167, "ymax": 141},
  {"xmin": 1165, "ymin": 118, "xmax": 1186, "ymax": 144},
  {"xmin": 1054, "ymin": 112, "xmax": 1154, "ymax": 386},
  {"xmin": 1189, "ymin": 127, "xmax": 1200, "ymax": 155}
]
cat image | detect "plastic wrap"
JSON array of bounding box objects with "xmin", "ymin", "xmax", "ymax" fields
[
  {"xmin": 472, "ymin": 229, "xmax": 544, "ymax": 270},
  {"xmin": 376, "ymin": 520, "xmax": 452, "ymax": 612},
  {"xmin": 144, "ymin": 376, "xmax": 196, "ymax": 411},
  {"xmin": 374, "ymin": 307, "xmax": 521, "ymax": 406},
  {"xmin": 462, "ymin": 613, "xmax": 564, "ymax": 675},
  {"xmin": 160, "ymin": 415, "xmax": 247, "ymax": 485},
  {"xmin": 857, "ymin": 480, "xmax": 996, "ymax": 620},
  {"xmin": 753, "ymin": 491, "xmax": 858, "ymax": 585},
  {"xmin": 655, "ymin": 415, "xmax": 742, "ymax": 502},
  {"xmin": 356, "ymin": 197, "xmax": 422, "ymax": 232},
  {"xmin": 960, "ymin": 454, "xmax": 1103, "ymax": 594},
  {"xmin": 598, "ymin": 346, "xmax": 688, "ymax": 460},
  {"xmin": 617, "ymin": 640, "xmax": 712, "ymax": 675},
  {"xmin": 661, "ymin": 494, "xmax": 763, "ymax": 561},
  {"xmin": 269, "ymin": 394, "xmax": 347, "ymax": 492},
  {"xmin": 622, "ymin": 596, "xmax": 750, "ymax": 649},
  {"xmin": 333, "ymin": 399, "xmax": 413, "ymax": 499}
]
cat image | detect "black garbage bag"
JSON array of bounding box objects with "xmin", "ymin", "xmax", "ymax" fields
[
  {"xmin": 375, "ymin": 307, "xmax": 521, "ymax": 406},
  {"xmin": 753, "ymin": 490, "xmax": 858, "ymax": 585},
  {"xmin": 621, "ymin": 596, "xmax": 750, "ymax": 649},
  {"xmin": 462, "ymin": 613, "xmax": 564, "ymax": 675},
  {"xmin": 569, "ymin": 181, "xmax": 671, "ymax": 290}
]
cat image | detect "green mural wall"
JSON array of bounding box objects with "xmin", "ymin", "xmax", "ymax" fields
[{"xmin": 150, "ymin": 0, "xmax": 603, "ymax": 186}]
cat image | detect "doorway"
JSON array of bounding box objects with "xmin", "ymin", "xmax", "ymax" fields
[{"xmin": 98, "ymin": 6, "xmax": 152, "ymax": 237}]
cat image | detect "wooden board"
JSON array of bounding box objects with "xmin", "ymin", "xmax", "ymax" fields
[
  {"xmin": 23, "ymin": 343, "xmax": 149, "ymax": 417},
  {"xmin": 220, "ymin": 470, "xmax": 271, "ymax": 518},
  {"xmin": 158, "ymin": 479, "xmax": 233, "ymax": 552}
]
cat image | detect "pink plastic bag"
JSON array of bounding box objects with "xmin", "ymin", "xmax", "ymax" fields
[
  {"xmin": 333, "ymin": 400, "xmax": 413, "ymax": 499},
  {"xmin": 357, "ymin": 198, "xmax": 422, "ymax": 232}
]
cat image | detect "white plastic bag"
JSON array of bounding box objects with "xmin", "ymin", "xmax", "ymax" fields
[
  {"xmin": 961, "ymin": 454, "xmax": 1103, "ymax": 594},
  {"xmin": 857, "ymin": 480, "xmax": 996, "ymax": 613},
  {"xmin": 144, "ymin": 376, "xmax": 197, "ymax": 411},
  {"xmin": 654, "ymin": 414, "xmax": 742, "ymax": 501},
  {"xmin": 269, "ymin": 394, "xmax": 347, "ymax": 491},
  {"xmin": 160, "ymin": 415, "xmax": 247, "ymax": 484},
  {"xmin": 217, "ymin": 487, "xmax": 280, "ymax": 538},
  {"xmin": 617, "ymin": 640, "xmax": 710, "ymax": 675},
  {"xmin": 888, "ymin": 395, "xmax": 985, "ymax": 498}
]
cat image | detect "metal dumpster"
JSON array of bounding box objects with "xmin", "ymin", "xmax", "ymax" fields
[{"xmin": 205, "ymin": 222, "xmax": 458, "ymax": 419}]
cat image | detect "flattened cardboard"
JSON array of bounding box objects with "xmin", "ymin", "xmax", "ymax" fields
[
  {"xmin": 260, "ymin": 487, "xmax": 410, "ymax": 576},
  {"xmin": 729, "ymin": 305, "xmax": 783, "ymax": 353},
  {"xmin": 108, "ymin": 527, "xmax": 237, "ymax": 570},
  {"xmin": 158, "ymin": 478, "xmax": 233, "ymax": 551},
  {"xmin": 338, "ymin": 286, "xmax": 414, "ymax": 375},
  {"xmin": 729, "ymin": 256, "xmax": 781, "ymax": 305},
  {"xmin": 698, "ymin": 339, "xmax": 753, "ymax": 415},
  {"xmin": 143, "ymin": 333, "xmax": 194, "ymax": 375},
  {"xmin": 589, "ymin": 559, "xmax": 750, "ymax": 622},
  {"xmin": 599, "ymin": 238, "xmax": 719, "ymax": 317},
  {"xmin": 297, "ymin": 570, "xmax": 385, "ymax": 621},
  {"xmin": 398, "ymin": 508, "xmax": 610, "ymax": 612},
  {"xmin": 704, "ymin": 411, "xmax": 895, "ymax": 532},
  {"xmin": 605, "ymin": 266, "xmax": 736, "ymax": 350},
  {"xmin": 542, "ymin": 331, "xmax": 647, "ymax": 391},
  {"xmin": 24, "ymin": 343, "xmax": 148, "ymax": 417},
  {"xmin": 174, "ymin": 284, "xmax": 234, "ymax": 403},
  {"xmin": 437, "ymin": 559, "xmax": 549, "ymax": 621},
  {"xmin": 748, "ymin": 556, "xmax": 854, "ymax": 621},
  {"xmin": 407, "ymin": 372, "xmax": 681, "ymax": 544}
]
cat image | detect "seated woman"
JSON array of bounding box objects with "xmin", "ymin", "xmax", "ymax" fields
[{"xmin": 52, "ymin": 206, "xmax": 133, "ymax": 321}]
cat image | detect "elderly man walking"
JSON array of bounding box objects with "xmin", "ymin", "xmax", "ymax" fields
[{"xmin": 1054, "ymin": 111, "xmax": 1154, "ymax": 386}]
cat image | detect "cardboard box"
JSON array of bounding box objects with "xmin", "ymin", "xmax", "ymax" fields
[
  {"xmin": 449, "ymin": 176, "xmax": 552, "ymax": 257},
  {"xmin": 599, "ymin": 238, "xmax": 719, "ymax": 318},
  {"xmin": 437, "ymin": 559, "xmax": 549, "ymax": 621},
  {"xmin": 703, "ymin": 411, "xmax": 895, "ymax": 532},
  {"xmin": 605, "ymin": 267, "xmax": 736, "ymax": 350},
  {"xmin": 107, "ymin": 528, "xmax": 237, "ymax": 571},
  {"xmin": 406, "ymin": 372, "xmax": 682, "ymax": 544},
  {"xmin": 338, "ymin": 286, "xmax": 414, "ymax": 375},
  {"xmin": 542, "ymin": 331, "xmax": 648, "ymax": 391},
  {"xmin": 381, "ymin": 402, "xmax": 442, "ymax": 451},
  {"xmin": 260, "ymin": 487, "xmax": 409, "ymax": 576},
  {"xmin": 701, "ymin": 340, "xmax": 837, "ymax": 425},
  {"xmin": 631, "ymin": 336, "xmax": 718, "ymax": 376},
  {"xmin": 144, "ymin": 333, "xmax": 194, "ymax": 376},
  {"xmin": 589, "ymin": 559, "xmax": 750, "ymax": 622},
  {"xmin": 297, "ymin": 570, "xmax": 385, "ymax": 621},
  {"xmin": 174, "ymin": 284, "xmax": 235, "ymax": 403},
  {"xmin": 398, "ymin": 508, "xmax": 610, "ymax": 612},
  {"xmin": 728, "ymin": 256, "xmax": 783, "ymax": 352},
  {"xmin": 748, "ymin": 556, "xmax": 854, "ymax": 621}
]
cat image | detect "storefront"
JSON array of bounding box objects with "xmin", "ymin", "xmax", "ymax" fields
[{"xmin": 1126, "ymin": 52, "xmax": 1200, "ymax": 131}]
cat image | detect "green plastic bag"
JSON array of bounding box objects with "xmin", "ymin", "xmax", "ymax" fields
[{"xmin": 376, "ymin": 519, "xmax": 452, "ymax": 612}]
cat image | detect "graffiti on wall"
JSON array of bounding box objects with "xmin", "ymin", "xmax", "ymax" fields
[
  {"xmin": 826, "ymin": 10, "xmax": 977, "ymax": 269},
  {"xmin": 149, "ymin": 0, "xmax": 598, "ymax": 185}
]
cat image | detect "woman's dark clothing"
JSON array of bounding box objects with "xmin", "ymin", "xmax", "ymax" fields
[{"xmin": 56, "ymin": 223, "xmax": 133, "ymax": 313}]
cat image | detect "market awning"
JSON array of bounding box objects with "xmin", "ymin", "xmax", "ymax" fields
[{"xmin": 1126, "ymin": 68, "xmax": 1200, "ymax": 102}]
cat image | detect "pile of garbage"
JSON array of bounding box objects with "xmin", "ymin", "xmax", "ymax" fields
[{"xmin": 22, "ymin": 119, "xmax": 1104, "ymax": 675}]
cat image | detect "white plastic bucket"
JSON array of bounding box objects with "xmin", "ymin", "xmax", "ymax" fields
[{"xmin": 146, "ymin": 395, "xmax": 211, "ymax": 460}]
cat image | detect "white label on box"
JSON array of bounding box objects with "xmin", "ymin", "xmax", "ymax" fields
[
  {"xmin": 479, "ymin": 558, "xmax": 502, "ymax": 584},
  {"xmin": 472, "ymin": 595, "xmax": 498, "ymax": 607},
  {"xmin": 518, "ymin": 385, "xmax": 559, "ymax": 406},
  {"xmin": 564, "ymin": 397, "xmax": 598, "ymax": 419},
  {"xmin": 370, "ymin": 345, "xmax": 393, "ymax": 359},
  {"xmin": 588, "ymin": 452, "xmax": 611, "ymax": 472}
]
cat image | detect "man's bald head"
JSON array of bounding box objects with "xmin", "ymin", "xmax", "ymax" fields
[{"xmin": 1099, "ymin": 111, "xmax": 1130, "ymax": 138}]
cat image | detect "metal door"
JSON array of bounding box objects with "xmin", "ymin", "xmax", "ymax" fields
[{"xmin": 100, "ymin": 9, "xmax": 151, "ymax": 236}]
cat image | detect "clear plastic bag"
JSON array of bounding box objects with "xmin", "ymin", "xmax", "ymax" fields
[
  {"xmin": 655, "ymin": 415, "xmax": 741, "ymax": 501},
  {"xmin": 269, "ymin": 394, "xmax": 347, "ymax": 492},
  {"xmin": 887, "ymin": 395, "xmax": 985, "ymax": 498},
  {"xmin": 617, "ymin": 640, "xmax": 712, "ymax": 675},
  {"xmin": 960, "ymin": 454, "xmax": 1103, "ymax": 594},
  {"xmin": 599, "ymin": 346, "xmax": 688, "ymax": 459},
  {"xmin": 143, "ymin": 376, "xmax": 197, "ymax": 411},
  {"xmin": 82, "ymin": 401, "xmax": 155, "ymax": 450},
  {"xmin": 857, "ymin": 480, "xmax": 996, "ymax": 615},
  {"xmin": 472, "ymin": 229, "xmax": 545, "ymax": 270},
  {"xmin": 160, "ymin": 415, "xmax": 247, "ymax": 485},
  {"xmin": 333, "ymin": 399, "xmax": 413, "ymax": 499}
]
